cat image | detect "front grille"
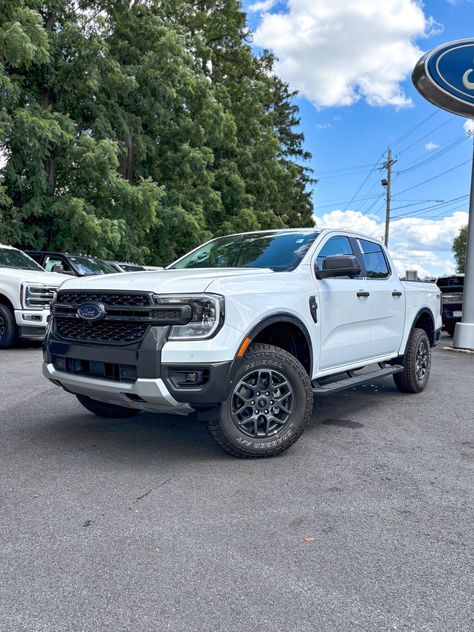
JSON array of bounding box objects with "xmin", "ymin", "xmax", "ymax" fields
[
  {"xmin": 57, "ymin": 291, "xmax": 152, "ymax": 306},
  {"xmin": 52, "ymin": 290, "xmax": 190, "ymax": 345},
  {"xmin": 56, "ymin": 318, "xmax": 148, "ymax": 344}
]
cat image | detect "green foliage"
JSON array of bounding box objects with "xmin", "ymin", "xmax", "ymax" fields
[
  {"xmin": 0, "ymin": 0, "xmax": 315, "ymax": 264},
  {"xmin": 453, "ymin": 225, "xmax": 467, "ymax": 273}
]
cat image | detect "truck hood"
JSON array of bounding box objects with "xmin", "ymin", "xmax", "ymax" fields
[
  {"xmin": 58, "ymin": 268, "xmax": 274, "ymax": 294},
  {"xmin": 0, "ymin": 267, "xmax": 70, "ymax": 285}
]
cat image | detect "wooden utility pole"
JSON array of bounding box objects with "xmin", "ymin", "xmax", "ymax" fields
[{"xmin": 383, "ymin": 148, "xmax": 396, "ymax": 246}]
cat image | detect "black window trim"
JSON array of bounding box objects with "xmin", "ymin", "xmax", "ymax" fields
[
  {"xmin": 354, "ymin": 237, "xmax": 392, "ymax": 281},
  {"xmin": 312, "ymin": 233, "xmax": 364, "ymax": 280}
]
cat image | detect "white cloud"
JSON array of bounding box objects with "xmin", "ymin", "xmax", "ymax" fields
[
  {"xmin": 464, "ymin": 119, "xmax": 474, "ymax": 136},
  {"xmin": 253, "ymin": 0, "xmax": 440, "ymax": 108},
  {"xmin": 249, "ymin": 0, "xmax": 278, "ymax": 12},
  {"xmin": 314, "ymin": 209, "xmax": 468, "ymax": 277},
  {"xmin": 316, "ymin": 123, "xmax": 332, "ymax": 130},
  {"xmin": 425, "ymin": 141, "xmax": 439, "ymax": 151}
]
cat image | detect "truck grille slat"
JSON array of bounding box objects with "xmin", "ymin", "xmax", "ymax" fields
[
  {"xmin": 56, "ymin": 319, "xmax": 148, "ymax": 344},
  {"xmin": 54, "ymin": 290, "xmax": 154, "ymax": 345},
  {"xmin": 56, "ymin": 292, "xmax": 152, "ymax": 307}
]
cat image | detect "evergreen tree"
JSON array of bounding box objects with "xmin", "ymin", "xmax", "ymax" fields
[{"xmin": 0, "ymin": 0, "xmax": 315, "ymax": 264}]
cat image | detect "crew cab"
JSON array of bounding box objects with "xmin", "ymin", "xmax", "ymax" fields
[
  {"xmin": 43, "ymin": 229, "xmax": 442, "ymax": 458},
  {"xmin": 0, "ymin": 244, "xmax": 69, "ymax": 348}
]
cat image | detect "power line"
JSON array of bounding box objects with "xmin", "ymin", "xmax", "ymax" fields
[
  {"xmin": 394, "ymin": 159, "xmax": 472, "ymax": 196},
  {"xmin": 395, "ymin": 117, "xmax": 454, "ymax": 155},
  {"xmin": 390, "ymin": 110, "xmax": 439, "ymax": 149},
  {"xmin": 397, "ymin": 134, "xmax": 468, "ymax": 174},
  {"xmin": 342, "ymin": 152, "xmax": 386, "ymax": 214},
  {"xmin": 390, "ymin": 195, "xmax": 469, "ymax": 220}
]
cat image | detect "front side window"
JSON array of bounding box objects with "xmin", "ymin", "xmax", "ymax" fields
[
  {"xmin": 358, "ymin": 239, "xmax": 390, "ymax": 279},
  {"xmin": 44, "ymin": 256, "xmax": 72, "ymax": 273},
  {"xmin": 316, "ymin": 236, "xmax": 355, "ymax": 272},
  {"xmin": 0, "ymin": 247, "xmax": 44, "ymax": 271},
  {"xmin": 170, "ymin": 231, "xmax": 320, "ymax": 272}
]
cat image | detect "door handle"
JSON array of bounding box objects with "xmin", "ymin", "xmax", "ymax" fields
[
  {"xmin": 392, "ymin": 290, "xmax": 402, "ymax": 297},
  {"xmin": 357, "ymin": 290, "xmax": 370, "ymax": 298}
]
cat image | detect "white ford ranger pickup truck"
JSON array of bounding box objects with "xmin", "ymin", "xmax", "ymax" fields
[
  {"xmin": 0, "ymin": 244, "xmax": 69, "ymax": 348},
  {"xmin": 43, "ymin": 229, "xmax": 442, "ymax": 458}
]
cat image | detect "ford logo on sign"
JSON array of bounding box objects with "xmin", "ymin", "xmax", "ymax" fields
[
  {"xmin": 77, "ymin": 302, "xmax": 105, "ymax": 321},
  {"xmin": 413, "ymin": 39, "xmax": 474, "ymax": 118}
]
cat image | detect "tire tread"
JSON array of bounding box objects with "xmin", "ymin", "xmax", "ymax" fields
[{"xmin": 207, "ymin": 343, "xmax": 313, "ymax": 458}]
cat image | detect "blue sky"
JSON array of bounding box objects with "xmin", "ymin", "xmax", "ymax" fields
[{"xmin": 243, "ymin": 0, "xmax": 474, "ymax": 277}]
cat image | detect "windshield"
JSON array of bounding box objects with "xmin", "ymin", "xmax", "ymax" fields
[
  {"xmin": 170, "ymin": 231, "xmax": 320, "ymax": 272},
  {"xmin": 120, "ymin": 263, "xmax": 145, "ymax": 272},
  {"xmin": 68, "ymin": 256, "xmax": 118, "ymax": 276},
  {"xmin": 0, "ymin": 247, "xmax": 45, "ymax": 271}
]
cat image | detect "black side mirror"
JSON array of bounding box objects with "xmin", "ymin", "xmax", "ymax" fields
[
  {"xmin": 316, "ymin": 255, "xmax": 361, "ymax": 279},
  {"xmin": 52, "ymin": 264, "xmax": 74, "ymax": 276}
]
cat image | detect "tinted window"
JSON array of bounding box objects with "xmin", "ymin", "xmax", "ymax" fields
[
  {"xmin": 44, "ymin": 256, "xmax": 72, "ymax": 273},
  {"xmin": 316, "ymin": 236, "xmax": 354, "ymax": 271},
  {"xmin": 170, "ymin": 232, "xmax": 320, "ymax": 272},
  {"xmin": 358, "ymin": 239, "xmax": 390, "ymax": 279},
  {"xmin": 0, "ymin": 247, "xmax": 44, "ymax": 271},
  {"xmin": 68, "ymin": 256, "xmax": 117, "ymax": 275}
]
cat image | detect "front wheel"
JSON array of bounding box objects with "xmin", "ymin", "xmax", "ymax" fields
[
  {"xmin": 207, "ymin": 343, "xmax": 313, "ymax": 458},
  {"xmin": 393, "ymin": 328, "xmax": 431, "ymax": 394},
  {"xmin": 76, "ymin": 394, "xmax": 140, "ymax": 418},
  {"xmin": 0, "ymin": 304, "xmax": 18, "ymax": 349}
]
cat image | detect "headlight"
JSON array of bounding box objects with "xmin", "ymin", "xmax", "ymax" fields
[
  {"xmin": 22, "ymin": 284, "xmax": 58, "ymax": 310},
  {"xmin": 153, "ymin": 294, "xmax": 224, "ymax": 340}
]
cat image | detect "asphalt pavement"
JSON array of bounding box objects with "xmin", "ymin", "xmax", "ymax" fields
[{"xmin": 0, "ymin": 335, "xmax": 473, "ymax": 632}]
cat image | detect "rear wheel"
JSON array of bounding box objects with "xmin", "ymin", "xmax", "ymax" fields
[
  {"xmin": 0, "ymin": 304, "xmax": 18, "ymax": 349},
  {"xmin": 393, "ymin": 328, "xmax": 431, "ymax": 394},
  {"xmin": 76, "ymin": 394, "xmax": 140, "ymax": 418},
  {"xmin": 207, "ymin": 343, "xmax": 313, "ymax": 458}
]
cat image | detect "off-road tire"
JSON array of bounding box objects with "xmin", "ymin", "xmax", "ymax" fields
[
  {"xmin": 76, "ymin": 394, "xmax": 140, "ymax": 418},
  {"xmin": 393, "ymin": 328, "xmax": 431, "ymax": 394},
  {"xmin": 0, "ymin": 304, "xmax": 18, "ymax": 349},
  {"xmin": 207, "ymin": 343, "xmax": 313, "ymax": 458}
]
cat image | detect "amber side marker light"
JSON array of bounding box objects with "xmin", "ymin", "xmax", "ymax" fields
[{"xmin": 236, "ymin": 337, "xmax": 252, "ymax": 358}]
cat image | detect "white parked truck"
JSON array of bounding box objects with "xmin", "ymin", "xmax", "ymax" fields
[
  {"xmin": 0, "ymin": 244, "xmax": 69, "ymax": 348},
  {"xmin": 43, "ymin": 229, "xmax": 442, "ymax": 457}
]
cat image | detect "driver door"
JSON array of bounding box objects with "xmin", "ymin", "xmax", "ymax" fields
[{"xmin": 314, "ymin": 235, "xmax": 372, "ymax": 373}]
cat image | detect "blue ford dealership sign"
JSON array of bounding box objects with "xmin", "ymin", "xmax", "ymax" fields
[{"xmin": 413, "ymin": 39, "xmax": 474, "ymax": 118}]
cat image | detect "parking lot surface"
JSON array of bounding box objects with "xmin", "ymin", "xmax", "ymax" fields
[{"xmin": 0, "ymin": 335, "xmax": 473, "ymax": 632}]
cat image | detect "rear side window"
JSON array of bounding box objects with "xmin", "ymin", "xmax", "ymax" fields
[
  {"xmin": 358, "ymin": 239, "xmax": 390, "ymax": 279},
  {"xmin": 316, "ymin": 236, "xmax": 354, "ymax": 271}
]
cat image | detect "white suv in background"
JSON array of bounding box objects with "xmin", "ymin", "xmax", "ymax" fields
[{"xmin": 0, "ymin": 244, "xmax": 68, "ymax": 348}]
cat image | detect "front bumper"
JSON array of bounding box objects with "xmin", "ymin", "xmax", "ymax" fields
[
  {"xmin": 14, "ymin": 309, "xmax": 49, "ymax": 339},
  {"xmin": 43, "ymin": 325, "xmax": 238, "ymax": 413}
]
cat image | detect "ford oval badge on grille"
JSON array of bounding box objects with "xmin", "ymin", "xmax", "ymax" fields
[{"xmin": 77, "ymin": 302, "xmax": 105, "ymax": 321}]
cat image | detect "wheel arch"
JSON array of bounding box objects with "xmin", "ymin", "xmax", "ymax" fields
[
  {"xmin": 0, "ymin": 293, "xmax": 15, "ymax": 311},
  {"xmin": 233, "ymin": 313, "xmax": 313, "ymax": 377},
  {"xmin": 412, "ymin": 308, "xmax": 436, "ymax": 346}
]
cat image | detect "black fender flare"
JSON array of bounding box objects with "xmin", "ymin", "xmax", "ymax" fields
[
  {"xmin": 225, "ymin": 313, "xmax": 314, "ymax": 398},
  {"xmin": 407, "ymin": 307, "xmax": 436, "ymax": 347}
]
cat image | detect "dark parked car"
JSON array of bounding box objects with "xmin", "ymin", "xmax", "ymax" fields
[
  {"xmin": 106, "ymin": 261, "xmax": 146, "ymax": 273},
  {"xmin": 436, "ymin": 274, "xmax": 464, "ymax": 336},
  {"xmin": 25, "ymin": 251, "xmax": 119, "ymax": 277}
]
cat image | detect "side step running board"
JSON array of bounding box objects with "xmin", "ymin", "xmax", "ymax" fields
[{"xmin": 312, "ymin": 365, "xmax": 404, "ymax": 396}]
